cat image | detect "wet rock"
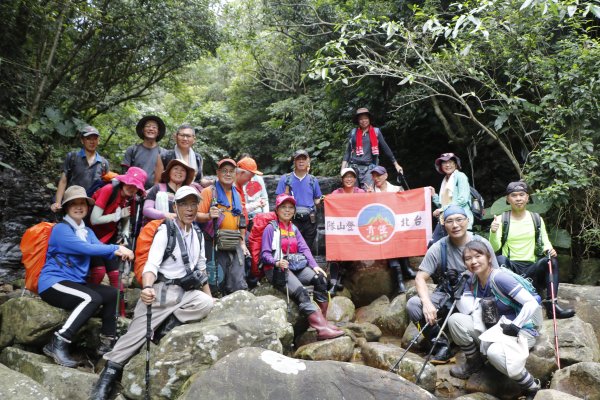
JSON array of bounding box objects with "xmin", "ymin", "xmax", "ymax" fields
[
  {"xmin": 355, "ymin": 295, "xmax": 390, "ymax": 324},
  {"xmin": 360, "ymin": 341, "xmax": 436, "ymax": 393},
  {"xmin": 0, "ymin": 363, "xmax": 58, "ymax": 400},
  {"xmin": 328, "ymin": 295, "xmax": 355, "ymax": 323},
  {"xmin": 0, "ymin": 346, "xmax": 96, "ymax": 400},
  {"xmin": 556, "ymin": 283, "xmax": 600, "ymax": 345},
  {"xmin": 533, "ymin": 389, "xmax": 584, "ymax": 399},
  {"xmin": 180, "ymin": 347, "xmax": 437, "ymax": 400},
  {"xmin": 549, "ymin": 362, "xmax": 600, "ymax": 400},
  {"xmin": 343, "ymin": 260, "xmax": 396, "ymax": 306},
  {"xmin": 464, "ymin": 364, "xmax": 522, "ymax": 400},
  {"xmin": 376, "ymin": 293, "xmax": 409, "ymax": 337},
  {"xmin": 293, "ymin": 336, "xmax": 354, "ymax": 361},
  {"xmin": 343, "ymin": 322, "xmax": 382, "ymax": 342}
]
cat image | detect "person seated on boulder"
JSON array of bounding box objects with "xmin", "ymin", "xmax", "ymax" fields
[
  {"xmin": 365, "ymin": 165, "xmax": 416, "ymax": 294},
  {"xmin": 88, "ymin": 167, "xmax": 147, "ymax": 316},
  {"xmin": 260, "ymin": 193, "xmax": 344, "ymax": 340},
  {"xmin": 39, "ymin": 185, "xmax": 133, "ymax": 368},
  {"xmin": 406, "ymin": 205, "xmax": 499, "ymax": 364},
  {"xmin": 91, "ymin": 186, "xmax": 214, "ymax": 400},
  {"xmin": 143, "ymin": 159, "xmax": 195, "ymax": 224},
  {"xmin": 448, "ymin": 240, "xmax": 542, "ymax": 399},
  {"xmin": 489, "ymin": 181, "xmax": 575, "ymax": 319}
]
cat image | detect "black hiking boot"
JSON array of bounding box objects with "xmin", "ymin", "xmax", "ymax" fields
[
  {"xmin": 430, "ymin": 339, "xmax": 452, "ymax": 364},
  {"xmin": 151, "ymin": 314, "xmax": 183, "ymax": 344},
  {"xmin": 96, "ymin": 334, "xmax": 115, "ymax": 357},
  {"xmin": 393, "ymin": 265, "xmax": 406, "ymax": 294},
  {"xmin": 543, "ymin": 300, "xmax": 575, "ymax": 319},
  {"xmin": 90, "ymin": 360, "xmax": 123, "ymax": 400},
  {"xmin": 400, "ymin": 258, "xmax": 417, "ymax": 279},
  {"xmin": 450, "ymin": 351, "xmax": 485, "ymax": 379},
  {"xmin": 43, "ymin": 332, "xmax": 78, "ymax": 368}
]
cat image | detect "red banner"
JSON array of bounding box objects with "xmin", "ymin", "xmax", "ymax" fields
[{"xmin": 324, "ymin": 188, "xmax": 432, "ymax": 261}]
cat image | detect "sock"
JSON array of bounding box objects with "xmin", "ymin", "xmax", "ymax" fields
[
  {"xmin": 514, "ymin": 370, "xmax": 539, "ymax": 391},
  {"xmin": 461, "ymin": 342, "xmax": 479, "ymax": 358},
  {"xmin": 107, "ymin": 270, "xmax": 126, "ymax": 317}
]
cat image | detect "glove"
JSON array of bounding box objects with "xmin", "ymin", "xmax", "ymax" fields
[
  {"xmin": 113, "ymin": 207, "xmax": 122, "ymax": 222},
  {"xmin": 501, "ymin": 322, "xmax": 521, "ymax": 337}
]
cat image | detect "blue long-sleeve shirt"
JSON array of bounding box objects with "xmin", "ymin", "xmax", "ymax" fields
[{"xmin": 38, "ymin": 222, "xmax": 119, "ymax": 293}]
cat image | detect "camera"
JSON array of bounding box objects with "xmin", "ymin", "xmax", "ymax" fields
[{"xmin": 179, "ymin": 269, "xmax": 208, "ymax": 291}]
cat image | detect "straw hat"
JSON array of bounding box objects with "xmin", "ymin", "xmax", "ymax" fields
[{"xmin": 61, "ymin": 185, "xmax": 95, "ymax": 207}]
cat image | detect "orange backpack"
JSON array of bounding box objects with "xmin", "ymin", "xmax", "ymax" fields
[
  {"xmin": 20, "ymin": 222, "xmax": 56, "ymax": 293},
  {"xmin": 134, "ymin": 219, "xmax": 180, "ymax": 284}
]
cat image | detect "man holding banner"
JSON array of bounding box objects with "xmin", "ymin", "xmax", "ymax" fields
[{"xmin": 406, "ymin": 205, "xmax": 498, "ymax": 363}]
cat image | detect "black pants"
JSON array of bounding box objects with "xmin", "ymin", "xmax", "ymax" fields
[
  {"xmin": 294, "ymin": 215, "xmax": 317, "ymax": 252},
  {"xmin": 40, "ymin": 281, "xmax": 118, "ymax": 340},
  {"xmin": 497, "ymin": 255, "xmax": 560, "ymax": 300}
]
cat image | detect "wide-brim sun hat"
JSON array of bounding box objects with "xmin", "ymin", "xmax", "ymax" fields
[
  {"xmin": 275, "ymin": 193, "xmax": 296, "ymax": 209},
  {"xmin": 116, "ymin": 167, "xmax": 147, "ymax": 195},
  {"xmin": 136, "ymin": 115, "xmax": 166, "ymax": 141},
  {"xmin": 352, "ymin": 107, "xmax": 373, "ymax": 124},
  {"xmin": 434, "ymin": 153, "xmax": 462, "ymax": 174},
  {"xmin": 340, "ymin": 167, "xmax": 357, "ymax": 178},
  {"xmin": 61, "ymin": 185, "xmax": 95, "ymax": 208},
  {"xmin": 161, "ymin": 159, "xmax": 195, "ymax": 186},
  {"xmin": 238, "ymin": 157, "xmax": 263, "ymax": 176},
  {"xmin": 174, "ymin": 185, "xmax": 201, "ymax": 202}
]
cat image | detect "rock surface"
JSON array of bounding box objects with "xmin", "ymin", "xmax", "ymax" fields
[
  {"xmin": 343, "ymin": 260, "xmax": 397, "ymax": 306},
  {"xmin": 556, "ymin": 283, "xmax": 600, "ymax": 345},
  {"xmin": 549, "ymin": 362, "xmax": 600, "ymax": 400},
  {"xmin": 181, "ymin": 347, "xmax": 437, "ymax": 400},
  {"xmin": 293, "ymin": 336, "xmax": 354, "ymax": 361},
  {"xmin": 328, "ymin": 295, "xmax": 356, "ymax": 323},
  {"xmin": 0, "ymin": 362, "xmax": 58, "ymax": 400}
]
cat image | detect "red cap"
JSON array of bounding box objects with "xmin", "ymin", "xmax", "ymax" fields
[{"xmin": 217, "ymin": 158, "xmax": 237, "ymax": 169}]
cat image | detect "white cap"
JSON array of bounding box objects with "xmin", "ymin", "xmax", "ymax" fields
[
  {"xmin": 340, "ymin": 167, "xmax": 357, "ymax": 177},
  {"xmin": 174, "ymin": 185, "xmax": 201, "ymax": 202}
]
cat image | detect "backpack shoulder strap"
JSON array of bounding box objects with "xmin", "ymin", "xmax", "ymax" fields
[
  {"xmin": 530, "ymin": 211, "xmax": 543, "ymax": 257},
  {"xmin": 284, "ymin": 173, "xmax": 292, "ymax": 195},
  {"xmin": 162, "ymin": 219, "xmax": 178, "ymax": 264},
  {"xmin": 66, "ymin": 151, "xmax": 76, "ymax": 181},
  {"xmin": 440, "ymin": 239, "xmax": 447, "ymax": 276},
  {"xmin": 106, "ymin": 180, "xmax": 121, "ymax": 208},
  {"xmin": 500, "ymin": 211, "xmax": 511, "ymax": 253}
]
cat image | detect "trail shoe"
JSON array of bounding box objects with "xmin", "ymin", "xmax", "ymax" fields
[
  {"xmin": 450, "ymin": 352, "xmax": 485, "ymax": 379},
  {"xmin": 97, "ymin": 334, "xmax": 115, "ymax": 356},
  {"xmin": 152, "ymin": 314, "xmax": 183, "ymax": 344},
  {"xmin": 43, "ymin": 332, "xmax": 78, "ymax": 368},
  {"xmin": 543, "ymin": 300, "xmax": 575, "ymax": 319},
  {"xmin": 90, "ymin": 360, "xmax": 123, "ymax": 400}
]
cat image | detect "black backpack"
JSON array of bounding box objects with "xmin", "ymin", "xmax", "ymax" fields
[{"xmin": 469, "ymin": 186, "xmax": 485, "ymax": 220}]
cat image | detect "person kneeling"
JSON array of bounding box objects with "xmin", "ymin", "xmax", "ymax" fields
[
  {"xmin": 91, "ymin": 186, "xmax": 214, "ymax": 400},
  {"xmin": 448, "ymin": 240, "xmax": 542, "ymax": 399},
  {"xmin": 261, "ymin": 194, "xmax": 344, "ymax": 340}
]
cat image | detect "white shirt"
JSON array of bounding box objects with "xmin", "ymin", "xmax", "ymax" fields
[{"xmin": 374, "ymin": 181, "xmax": 403, "ymax": 193}]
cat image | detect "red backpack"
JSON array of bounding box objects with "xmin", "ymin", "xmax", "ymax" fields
[{"xmin": 247, "ymin": 212, "xmax": 277, "ymax": 279}]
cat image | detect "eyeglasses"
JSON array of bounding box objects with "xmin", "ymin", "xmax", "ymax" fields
[
  {"xmin": 444, "ymin": 217, "xmax": 467, "ymax": 225},
  {"xmin": 219, "ymin": 168, "xmax": 236, "ymax": 176},
  {"xmin": 177, "ymin": 133, "xmax": 195, "ymax": 139},
  {"xmin": 177, "ymin": 202, "xmax": 199, "ymax": 210}
]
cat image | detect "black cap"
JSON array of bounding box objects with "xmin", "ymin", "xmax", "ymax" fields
[{"xmin": 506, "ymin": 181, "xmax": 529, "ymax": 194}]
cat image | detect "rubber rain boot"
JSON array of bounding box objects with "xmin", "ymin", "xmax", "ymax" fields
[
  {"xmin": 307, "ymin": 310, "xmax": 344, "ymax": 340},
  {"xmin": 43, "ymin": 332, "xmax": 78, "ymax": 368},
  {"xmin": 90, "ymin": 360, "xmax": 123, "ymax": 400}
]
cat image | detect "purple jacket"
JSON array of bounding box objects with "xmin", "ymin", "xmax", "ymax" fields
[{"xmin": 260, "ymin": 221, "xmax": 318, "ymax": 270}]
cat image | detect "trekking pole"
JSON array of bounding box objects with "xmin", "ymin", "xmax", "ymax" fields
[
  {"xmin": 547, "ymin": 251, "xmax": 561, "ymax": 369},
  {"xmin": 145, "ymin": 304, "xmax": 152, "ymax": 400},
  {"xmin": 115, "ymin": 259, "xmax": 126, "ymax": 320},
  {"xmin": 389, "ymin": 322, "xmax": 429, "ymax": 373},
  {"xmin": 415, "ymin": 300, "xmax": 456, "ymax": 384},
  {"xmin": 396, "ymin": 173, "xmax": 410, "ymax": 190},
  {"xmin": 212, "ymin": 216, "xmax": 219, "ymax": 297}
]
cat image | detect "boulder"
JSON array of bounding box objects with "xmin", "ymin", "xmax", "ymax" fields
[
  {"xmin": 180, "ymin": 347, "xmax": 437, "ymax": 400},
  {"xmin": 293, "ymin": 336, "xmax": 354, "ymax": 361},
  {"xmin": 343, "ymin": 260, "xmax": 397, "ymax": 306},
  {"xmin": 251, "ymin": 281, "xmax": 303, "ymax": 326},
  {"xmin": 528, "ymin": 316, "xmax": 599, "ymax": 380},
  {"xmin": 464, "ymin": 364, "xmax": 522, "ymax": 400},
  {"xmin": 454, "ymin": 393, "xmax": 501, "ymax": 400},
  {"xmin": 360, "ymin": 341, "xmax": 436, "ymax": 393},
  {"xmin": 573, "ymin": 258, "xmax": 600, "ymax": 286},
  {"xmin": 120, "ymin": 291, "xmax": 293, "ymax": 399},
  {"xmin": 549, "ymin": 362, "xmax": 600, "ymax": 400},
  {"xmin": 375, "ymin": 294, "xmax": 409, "ymax": 337},
  {"xmin": 0, "ymin": 297, "xmax": 67, "ymax": 349},
  {"xmin": 328, "ymin": 295, "xmax": 355, "ymax": 323},
  {"xmin": 344, "ymin": 322, "xmax": 382, "ymax": 342},
  {"xmin": 533, "ymin": 389, "xmax": 584, "ymax": 399},
  {"xmin": 435, "ymin": 362, "xmax": 469, "ymax": 398},
  {"xmin": 401, "ymin": 323, "xmax": 427, "ymax": 351},
  {"xmin": 0, "ymin": 346, "xmax": 97, "ymax": 400},
  {"xmin": 355, "ymin": 295, "xmax": 390, "ymax": 324},
  {"xmin": 0, "ymin": 363, "xmax": 58, "ymax": 400},
  {"xmin": 556, "ymin": 283, "xmax": 600, "ymax": 345}
]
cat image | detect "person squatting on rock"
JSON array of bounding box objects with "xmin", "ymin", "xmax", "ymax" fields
[
  {"xmin": 39, "ymin": 186, "xmax": 134, "ymax": 368},
  {"xmin": 366, "ymin": 165, "xmax": 416, "ymax": 294},
  {"xmin": 448, "ymin": 240, "xmax": 542, "ymax": 399},
  {"xmin": 197, "ymin": 158, "xmax": 249, "ymax": 294},
  {"xmin": 121, "ymin": 115, "xmax": 166, "ymax": 189},
  {"xmin": 161, "ymin": 123, "xmax": 213, "ymax": 187},
  {"xmin": 91, "ymin": 186, "xmax": 214, "ymax": 400},
  {"xmin": 341, "ymin": 107, "xmax": 403, "ymax": 190},
  {"xmin": 260, "ymin": 194, "xmax": 344, "ymax": 340},
  {"xmin": 143, "ymin": 159, "xmax": 196, "ymax": 225},
  {"xmin": 406, "ymin": 205, "xmax": 498, "ymax": 363},
  {"xmin": 50, "ymin": 125, "xmax": 109, "ymax": 213},
  {"xmin": 429, "ymin": 152, "xmax": 474, "ymax": 245},
  {"xmin": 88, "ymin": 167, "xmax": 147, "ymax": 316},
  {"xmin": 275, "ymin": 149, "xmax": 323, "ymax": 252},
  {"xmin": 489, "ymin": 181, "xmax": 575, "ymax": 319}
]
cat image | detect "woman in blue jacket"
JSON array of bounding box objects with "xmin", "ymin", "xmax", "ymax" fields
[{"xmin": 39, "ymin": 185, "xmax": 133, "ymax": 368}]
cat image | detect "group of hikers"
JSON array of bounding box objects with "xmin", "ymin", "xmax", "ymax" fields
[{"xmin": 33, "ymin": 108, "xmax": 574, "ymax": 399}]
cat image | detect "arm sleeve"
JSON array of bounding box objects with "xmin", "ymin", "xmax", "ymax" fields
[
  {"xmin": 260, "ymin": 225, "xmax": 277, "ymax": 266},
  {"xmin": 143, "ymin": 225, "xmax": 169, "ymax": 278},
  {"xmin": 295, "ymin": 228, "xmax": 318, "ymax": 268},
  {"xmin": 452, "ymin": 172, "xmax": 471, "ymax": 208},
  {"xmin": 376, "ymin": 130, "xmax": 396, "ymax": 163},
  {"xmin": 259, "ymin": 176, "xmax": 269, "ymax": 212},
  {"xmin": 275, "ymin": 176, "xmax": 286, "ymax": 195},
  {"xmin": 142, "ymin": 186, "xmax": 166, "ymax": 220},
  {"xmin": 539, "ymin": 217, "xmax": 553, "ymax": 252},
  {"xmin": 489, "ymin": 222, "xmax": 503, "ymax": 252},
  {"xmin": 342, "ymin": 132, "xmax": 353, "ymax": 163},
  {"xmin": 51, "ymin": 224, "xmax": 118, "ymax": 258},
  {"xmin": 90, "ymin": 205, "xmax": 118, "ymax": 225}
]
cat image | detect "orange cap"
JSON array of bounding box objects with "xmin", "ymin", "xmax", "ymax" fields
[{"xmin": 237, "ymin": 157, "xmax": 263, "ymax": 176}]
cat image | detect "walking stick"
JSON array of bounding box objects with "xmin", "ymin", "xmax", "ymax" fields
[
  {"xmin": 547, "ymin": 252, "xmax": 561, "ymax": 369},
  {"xmin": 115, "ymin": 259, "xmax": 126, "ymax": 319},
  {"xmin": 396, "ymin": 173, "xmax": 410, "ymax": 190},
  {"xmin": 390, "ymin": 322, "xmax": 429, "ymax": 373},
  {"xmin": 145, "ymin": 304, "xmax": 152, "ymax": 400},
  {"xmin": 212, "ymin": 216, "xmax": 219, "ymax": 297}
]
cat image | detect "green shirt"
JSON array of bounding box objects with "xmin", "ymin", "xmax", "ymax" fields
[{"xmin": 489, "ymin": 211, "xmax": 552, "ymax": 263}]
